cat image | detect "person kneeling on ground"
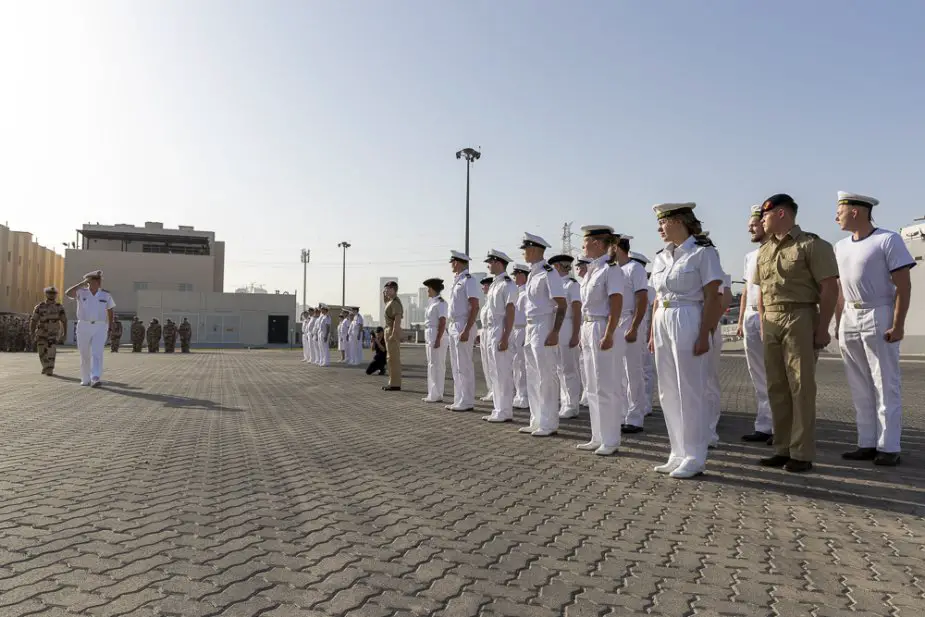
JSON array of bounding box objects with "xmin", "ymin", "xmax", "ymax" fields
[{"xmin": 366, "ymin": 327, "xmax": 387, "ymax": 376}]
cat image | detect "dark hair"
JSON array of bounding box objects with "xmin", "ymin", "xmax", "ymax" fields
[
  {"xmin": 384, "ymin": 281, "xmax": 398, "ymax": 291},
  {"xmin": 764, "ymin": 193, "xmax": 799, "ymax": 216},
  {"xmin": 616, "ymin": 237, "xmax": 630, "ymax": 253},
  {"xmin": 673, "ymin": 210, "xmax": 703, "ymax": 237},
  {"xmin": 375, "ymin": 327, "xmax": 384, "ymax": 334}
]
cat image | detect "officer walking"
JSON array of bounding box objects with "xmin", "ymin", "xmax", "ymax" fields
[
  {"xmin": 382, "ymin": 282, "xmax": 403, "ymax": 390},
  {"xmin": 130, "ymin": 317, "xmax": 145, "ymax": 352},
  {"xmin": 834, "ymin": 192, "xmax": 914, "ymax": 466},
  {"xmin": 64, "ymin": 270, "xmax": 116, "ymax": 387},
  {"xmin": 478, "ymin": 277, "xmax": 495, "ymax": 402},
  {"xmin": 179, "ymin": 317, "xmax": 192, "ymax": 352},
  {"xmin": 30, "ymin": 286, "xmax": 67, "ymax": 375},
  {"xmin": 446, "ymin": 251, "xmax": 481, "ymax": 412},
  {"xmin": 481, "ymin": 250, "xmax": 518, "ymax": 423},
  {"xmin": 548, "ymin": 254, "xmax": 582, "ymax": 419},
  {"xmin": 422, "ymin": 278, "xmax": 449, "ymax": 403},
  {"xmin": 511, "ymin": 264, "xmax": 530, "ymax": 410},
  {"xmin": 518, "ymin": 233, "xmax": 567, "ymax": 437},
  {"xmin": 754, "ymin": 193, "xmax": 839, "ymax": 473},
  {"xmin": 737, "ymin": 205, "xmax": 774, "ymax": 444}
]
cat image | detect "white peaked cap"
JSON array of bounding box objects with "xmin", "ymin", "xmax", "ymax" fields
[
  {"xmin": 653, "ymin": 203, "xmax": 696, "ymax": 219},
  {"xmin": 628, "ymin": 251, "xmax": 649, "ymax": 265},
  {"xmin": 519, "ymin": 232, "xmax": 552, "ymax": 249},
  {"xmin": 580, "ymin": 225, "xmax": 614, "ymax": 237},
  {"xmin": 449, "ymin": 250, "xmax": 471, "ymax": 262},
  {"xmin": 750, "ymin": 204, "xmax": 762, "ymax": 217},
  {"xmin": 511, "ymin": 263, "xmax": 530, "ymax": 273},
  {"xmin": 837, "ymin": 191, "xmax": 879, "ymax": 208},
  {"xmin": 84, "ymin": 270, "xmax": 102, "ymax": 279},
  {"xmin": 484, "ymin": 249, "xmax": 513, "ymax": 263}
]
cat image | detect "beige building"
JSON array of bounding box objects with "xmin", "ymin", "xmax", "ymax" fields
[{"xmin": 0, "ymin": 223, "xmax": 65, "ymax": 314}]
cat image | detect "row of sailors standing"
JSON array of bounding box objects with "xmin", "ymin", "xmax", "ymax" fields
[
  {"xmin": 417, "ymin": 210, "xmax": 737, "ymax": 479},
  {"xmin": 301, "ymin": 305, "xmax": 365, "ymax": 367}
]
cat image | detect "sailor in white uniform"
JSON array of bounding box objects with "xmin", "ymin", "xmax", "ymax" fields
[
  {"xmin": 611, "ymin": 236, "xmax": 650, "ymax": 433},
  {"xmin": 629, "ymin": 251, "xmax": 655, "ymax": 417},
  {"xmin": 446, "ymin": 251, "xmax": 481, "ymax": 412},
  {"xmin": 517, "ymin": 233, "xmax": 567, "ymax": 437},
  {"xmin": 548, "ymin": 254, "xmax": 582, "ymax": 419},
  {"xmin": 737, "ymin": 206, "xmax": 774, "ymax": 444},
  {"xmin": 350, "ymin": 309, "xmax": 365, "ymax": 365},
  {"xmin": 834, "ymin": 192, "xmax": 915, "ymax": 466},
  {"xmin": 316, "ymin": 305, "xmax": 331, "ymax": 367},
  {"xmin": 300, "ymin": 310, "xmax": 311, "ymax": 362},
  {"xmin": 706, "ymin": 262, "xmax": 732, "ymax": 447},
  {"xmin": 478, "ymin": 277, "xmax": 495, "ymax": 402},
  {"xmin": 422, "ymin": 278, "xmax": 449, "ymax": 402},
  {"xmin": 576, "ymin": 226, "xmax": 627, "ymax": 455},
  {"xmin": 511, "ymin": 264, "xmax": 530, "ymax": 409},
  {"xmin": 575, "ymin": 257, "xmax": 591, "ymax": 408},
  {"xmin": 337, "ymin": 310, "xmax": 348, "ymax": 362},
  {"xmin": 342, "ymin": 312, "xmax": 355, "ymax": 364},
  {"xmin": 649, "ymin": 203, "xmax": 725, "ymax": 478},
  {"xmin": 481, "ymin": 250, "xmax": 518, "ymax": 422},
  {"xmin": 64, "ymin": 270, "xmax": 115, "ymax": 387}
]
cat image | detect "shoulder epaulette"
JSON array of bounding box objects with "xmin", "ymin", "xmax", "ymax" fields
[
  {"xmin": 694, "ymin": 237, "xmax": 715, "ymax": 248},
  {"xmin": 438, "ymin": 297, "xmax": 445, "ymax": 302},
  {"xmin": 543, "ymin": 264, "xmax": 553, "ymax": 272},
  {"xmin": 568, "ymin": 277, "xmax": 577, "ymax": 282},
  {"xmin": 606, "ymin": 259, "xmax": 618, "ymax": 267},
  {"xmin": 805, "ymin": 232, "xmax": 820, "ymax": 239},
  {"xmin": 656, "ymin": 248, "xmax": 665, "ymax": 255},
  {"xmin": 33, "ymin": 303, "xmax": 42, "ymax": 312},
  {"xmin": 502, "ymin": 274, "xmax": 511, "ymax": 281},
  {"xmin": 464, "ymin": 273, "xmax": 471, "ymax": 278}
]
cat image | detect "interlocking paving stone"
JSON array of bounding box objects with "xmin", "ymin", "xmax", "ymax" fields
[{"xmin": 1, "ymin": 347, "xmax": 925, "ymax": 616}]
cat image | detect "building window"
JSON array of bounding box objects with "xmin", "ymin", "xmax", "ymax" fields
[
  {"xmin": 178, "ymin": 283, "xmax": 193, "ymax": 292},
  {"xmin": 134, "ymin": 282, "xmax": 149, "ymax": 291}
]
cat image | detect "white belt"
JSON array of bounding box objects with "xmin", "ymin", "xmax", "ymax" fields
[
  {"xmin": 656, "ymin": 299, "xmax": 702, "ymax": 308},
  {"xmin": 526, "ymin": 314, "xmax": 553, "ymax": 324},
  {"xmin": 846, "ymin": 301, "xmax": 891, "ymax": 310}
]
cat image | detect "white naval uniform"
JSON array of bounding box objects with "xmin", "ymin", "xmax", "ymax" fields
[
  {"xmin": 72, "ymin": 287, "xmax": 115, "ymax": 385},
  {"xmin": 706, "ymin": 273, "xmax": 731, "ymax": 444},
  {"xmin": 447, "ymin": 270, "xmax": 480, "ymax": 410},
  {"xmin": 342, "ymin": 318, "xmax": 354, "ymax": 363},
  {"xmin": 557, "ymin": 274, "xmax": 582, "ymax": 418},
  {"xmin": 742, "ymin": 250, "xmax": 772, "ymax": 434},
  {"xmin": 424, "ymin": 296, "xmax": 449, "ymax": 402},
  {"xmin": 349, "ymin": 315, "xmax": 364, "ymax": 365},
  {"xmin": 307, "ymin": 316, "xmax": 318, "ymax": 364},
  {"xmin": 651, "ymin": 236, "xmax": 724, "ymax": 475},
  {"xmin": 581, "ymin": 255, "xmax": 627, "ymax": 448},
  {"xmin": 836, "ymin": 229, "xmax": 915, "ymax": 454},
  {"xmin": 316, "ymin": 314, "xmax": 330, "ymax": 366},
  {"xmin": 620, "ymin": 260, "xmax": 650, "ymax": 428},
  {"xmin": 512, "ymin": 286, "xmax": 529, "ymax": 408},
  {"xmin": 478, "ymin": 302, "xmax": 494, "ymax": 400},
  {"xmin": 337, "ymin": 319, "xmax": 347, "ymax": 353},
  {"xmin": 642, "ymin": 284, "xmax": 656, "ymax": 416},
  {"xmin": 301, "ymin": 318, "xmax": 311, "ymax": 361},
  {"xmin": 484, "ymin": 274, "xmax": 518, "ymax": 420},
  {"xmin": 523, "ymin": 261, "xmax": 566, "ymax": 433}
]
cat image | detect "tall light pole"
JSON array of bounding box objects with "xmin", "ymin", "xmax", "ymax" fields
[
  {"xmin": 337, "ymin": 242, "xmax": 351, "ymax": 306},
  {"xmin": 300, "ymin": 249, "xmax": 310, "ymax": 311},
  {"xmin": 456, "ymin": 147, "xmax": 481, "ymax": 256}
]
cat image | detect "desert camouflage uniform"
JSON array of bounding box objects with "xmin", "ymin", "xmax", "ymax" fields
[
  {"xmin": 130, "ymin": 318, "xmax": 145, "ymax": 352},
  {"xmin": 147, "ymin": 319, "xmax": 162, "ymax": 353},
  {"xmin": 30, "ymin": 301, "xmax": 67, "ymax": 374},
  {"xmin": 178, "ymin": 319, "xmax": 192, "ymax": 353},
  {"xmin": 163, "ymin": 319, "xmax": 177, "ymax": 353}
]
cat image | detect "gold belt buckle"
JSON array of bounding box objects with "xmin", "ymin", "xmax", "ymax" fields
[
  {"xmin": 852, "ymin": 302, "xmax": 862, "ymax": 309},
  {"xmin": 662, "ymin": 300, "xmax": 670, "ymax": 308}
]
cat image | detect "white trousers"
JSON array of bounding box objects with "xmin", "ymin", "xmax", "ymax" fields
[
  {"xmin": 654, "ymin": 305, "xmax": 711, "ymax": 467},
  {"xmin": 642, "ymin": 315, "xmax": 655, "ymax": 415},
  {"xmin": 557, "ymin": 319, "xmax": 582, "ymax": 414},
  {"xmin": 742, "ymin": 309, "xmax": 773, "ymax": 434},
  {"xmin": 486, "ymin": 324, "xmax": 515, "ymax": 419},
  {"xmin": 302, "ymin": 333, "xmax": 310, "ymax": 361},
  {"xmin": 77, "ymin": 321, "xmax": 108, "ymax": 384},
  {"xmin": 425, "ymin": 333, "xmax": 448, "ymax": 401},
  {"xmin": 583, "ymin": 319, "xmax": 625, "ymax": 448},
  {"xmin": 512, "ymin": 327, "xmax": 528, "ymax": 407},
  {"xmin": 839, "ymin": 305, "xmax": 903, "ymax": 453},
  {"xmin": 578, "ymin": 347, "xmax": 588, "ymax": 405},
  {"xmin": 316, "ymin": 336, "xmax": 329, "ymax": 366},
  {"xmin": 479, "ymin": 328, "xmax": 493, "ymax": 396},
  {"xmin": 621, "ymin": 313, "xmax": 647, "ymax": 428},
  {"xmin": 337, "ymin": 335, "xmax": 345, "ymax": 352},
  {"xmin": 706, "ymin": 326, "xmax": 723, "ymax": 442},
  {"xmin": 352, "ymin": 336, "xmax": 363, "ymax": 365},
  {"xmin": 448, "ymin": 320, "xmax": 476, "ymax": 408},
  {"xmin": 525, "ymin": 315, "xmax": 561, "ymax": 431},
  {"xmin": 309, "ymin": 335, "xmax": 319, "ymax": 364}
]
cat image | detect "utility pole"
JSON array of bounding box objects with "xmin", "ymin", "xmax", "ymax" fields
[
  {"xmin": 337, "ymin": 242, "xmax": 351, "ymax": 306},
  {"xmin": 561, "ymin": 222, "xmax": 575, "ymax": 257},
  {"xmin": 300, "ymin": 249, "xmax": 310, "ymax": 311},
  {"xmin": 456, "ymin": 147, "xmax": 481, "ymax": 256}
]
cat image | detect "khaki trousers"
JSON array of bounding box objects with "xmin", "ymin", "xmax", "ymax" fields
[
  {"xmin": 386, "ymin": 328, "xmax": 402, "ymax": 387},
  {"xmin": 762, "ymin": 307, "xmax": 820, "ymax": 462}
]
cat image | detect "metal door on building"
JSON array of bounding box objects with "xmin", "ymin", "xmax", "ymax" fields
[{"xmin": 204, "ymin": 314, "xmax": 240, "ymax": 344}]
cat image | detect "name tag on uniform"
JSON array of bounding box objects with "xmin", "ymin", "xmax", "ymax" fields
[{"xmin": 99, "ymin": 299, "xmax": 107, "ymax": 303}]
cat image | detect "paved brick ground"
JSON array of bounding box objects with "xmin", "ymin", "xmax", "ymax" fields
[{"xmin": 1, "ymin": 346, "xmax": 924, "ymax": 617}]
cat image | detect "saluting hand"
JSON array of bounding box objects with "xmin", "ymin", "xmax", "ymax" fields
[{"xmin": 885, "ymin": 325, "xmax": 904, "ymax": 343}]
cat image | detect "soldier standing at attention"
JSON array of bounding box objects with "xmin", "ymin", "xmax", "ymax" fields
[
  {"xmin": 163, "ymin": 319, "xmax": 178, "ymax": 353},
  {"xmin": 382, "ymin": 281, "xmax": 403, "ymax": 391},
  {"xmin": 575, "ymin": 256, "xmax": 591, "ymax": 408},
  {"xmin": 446, "ymin": 251, "xmax": 481, "ymax": 412},
  {"xmin": 317, "ymin": 305, "xmax": 331, "ymax": 367},
  {"xmin": 548, "ymin": 254, "xmax": 582, "ymax": 420},
  {"xmin": 30, "ymin": 286, "xmax": 67, "ymax": 375},
  {"xmin": 754, "ymin": 193, "xmax": 839, "ymax": 473},
  {"xmin": 477, "ymin": 277, "xmax": 495, "ymax": 402},
  {"xmin": 109, "ymin": 318, "xmax": 123, "ymax": 352},
  {"xmin": 481, "ymin": 250, "xmax": 518, "ymax": 423},
  {"xmin": 834, "ymin": 192, "xmax": 914, "ymax": 467},
  {"xmin": 64, "ymin": 270, "xmax": 115, "ymax": 387},
  {"xmin": 628, "ymin": 251, "xmax": 655, "ymax": 418},
  {"xmin": 511, "ymin": 264, "xmax": 530, "ymax": 410},
  {"xmin": 179, "ymin": 318, "xmax": 192, "ymax": 352},
  {"xmin": 611, "ymin": 236, "xmax": 651, "ymax": 433},
  {"xmin": 422, "ymin": 278, "xmax": 449, "ymax": 403},
  {"xmin": 737, "ymin": 205, "xmax": 774, "ymax": 444},
  {"xmin": 147, "ymin": 318, "xmax": 162, "ymax": 352},
  {"xmin": 130, "ymin": 317, "xmax": 145, "ymax": 352}
]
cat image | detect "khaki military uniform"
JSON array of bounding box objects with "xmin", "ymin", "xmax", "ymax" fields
[
  {"xmin": 30, "ymin": 301, "xmax": 67, "ymax": 374},
  {"xmin": 178, "ymin": 320, "xmax": 192, "ymax": 352},
  {"xmin": 753, "ymin": 225, "xmax": 838, "ymax": 462},
  {"xmin": 109, "ymin": 320, "xmax": 123, "ymax": 352},
  {"xmin": 384, "ymin": 297, "xmax": 404, "ymax": 388},
  {"xmin": 163, "ymin": 320, "xmax": 178, "ymax": 353}
]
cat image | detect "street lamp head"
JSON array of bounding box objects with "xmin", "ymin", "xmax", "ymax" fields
[
  {"xmin": 338, "ymin": 241, "xmax": 352, "ymax": 249},
  {"xmin": 456, "ymin": 147, "xmax": 481, "ymax": 162}
]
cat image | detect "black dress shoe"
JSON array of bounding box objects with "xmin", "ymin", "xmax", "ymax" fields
[
  {"xmin": 766, "ymin": 436, "xmax": 774, "ymax": 446},
  {"xmin": 742, "ymin": 431, "xmax": 773, "ymax": 443},
  {"xmin": 784, "ymin": 459, "xmax": 813, "ymax": 473},
  {"xmin": 382, "ymin": 386, "xmax": 401, "ymax": 391},
  {"xmin": 874, "ymin": 452, "xmax": 901, "ymax": 466},
  {"xmin": 842, "ymin": 447, "xmax": 877, "ymax": 461},
  {"xmin": 621, "ymin": 424, "xmax": 644, "ymax": 434},
  {"xmin": 759, "ymin": 454, "xmax": 791, "ymax": 467}
]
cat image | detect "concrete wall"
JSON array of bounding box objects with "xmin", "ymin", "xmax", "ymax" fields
[{"xmin": 0, "ymin": 225, "xmax": 65, "ymax": 314}]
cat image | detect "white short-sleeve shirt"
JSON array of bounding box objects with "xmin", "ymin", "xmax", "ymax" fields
[
  {"xmin": 425, "ymin": 296, "xmax": 448, "ymax": 330},
  {"xmin": 620, "ymin": 260, "xmax": 649, "ymax": 314},
  {"xmin": 514, "ymin": 287, "xmax": 527, "ymax": 327},
  {"xmin": 486, "ymin": 274, "xmax": 518, "ymax": 324},
  {"xmin": 743, "ymin": 249, "xmax": 761, "ymax": 309},
  {"xmin": 581, "ymin": 255, "xmax": 626, "ymax": 318},
  {"xmin": 73, "ymin": 288, "xmax": 115, "ymax": 322},
  {"xmin": 835, "ymin": 228, "xmax": 916, "ymax": 306},
  {"xmin": 650, "ymin": 236, "xmax": 725, "ymax": 304},
  {"xmin": 524, "ymin": 260, "xmax": 565, "ymax": 317},
  {"xmin": 448, "ymin": 270, "xmax": 480, "ymax": 321}
]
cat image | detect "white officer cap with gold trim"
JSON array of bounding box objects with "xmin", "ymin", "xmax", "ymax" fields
[
  {"xmin": 580, "ymin": 225, "xmax": 615, "ymax": 238},
  {"xmin": 519, "ymin": 232, "xmax": 551, "ymax": 249},
  {"xmin": 84, "ymin": 270, "xmax": 102, "ymax": 279},
  {"xmin": 511, "ymin": 263, "xmax": 530, "ymax": 274},
  {"xmin": 484, "ymin": 249, "xmax": 513, "ymax": 264},
  {"xmin": 628, "ymin": 251, "xmax": 649, "ymax": 265},
  {"xmin": 837, "ymin": 191, "xmax": 879, "ymax": 208},
  {"xmin": 653, "ymin": 202, "xmax": 696, "ymax": 219},
  {"xmin": 449, "ymin": 250, "xmax": 471, "ymax": 262},
  {"xmin": 615, "ymin": 234, "xmax": 634, "ymax": 241},
  {"xmin": 750, "ymin": 204, "xmax": 762, "ymax": 219}
]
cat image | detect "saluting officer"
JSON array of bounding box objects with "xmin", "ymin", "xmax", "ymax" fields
[
  {"xmin": 737, "ymin": 205, "xmax": 774, "ymax": 444},
  {"xmin": 754, "ymin": 193, "xmax": 839, "ymax": 474},
  {"xmin": 482, "ymin": 250, "xmax": 518, "ymax": 422},
  {"xmin": 517, "ymin": 233, "xmax": 567, "ymax": 437},
  {"xmin": 64, "ymin": 270, "xmax": 116, "ymax": 387},
  {"xmin": 511, "ymin": 263, "xmax": 531, "ymax": 409},
  {"xmin": 834, "ymin": 192, "xmax": 914, "ymax": 466},
  {"xmin": 548, "ymin": 254, "xmax": 582, "ymax": 420},
  {"xmin": 446, "ymin": 251, "xmax": 481, "ymax": 412},
  {"xmin": 478, "ymin": 277, "xmax": 495, "ymax": 402}
]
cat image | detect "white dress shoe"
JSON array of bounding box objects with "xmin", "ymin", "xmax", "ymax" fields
[
  {"xmin": 594, "ymin": 445, "xmax": 619, "ymax": 456},
  {"xmin": 518, "ymin": 426, "xmax": 535, "ymax": 434},
  {"xmin": 481, "ymin": 414, "xmax": 492, "ymax": 421},
  {"xmin": 669, "ymin": 459, "xmax": 705, "ymax": 479},
  {"xmin": 654, "ymin": 458, "xmax": 683, "ymax": 474},
  {"xmin": 576, "ymin": 441, "xmax": 601, "ymax": 451},
  {"xmin": 558, "ymin": 410, "xmax": 579, "ymax": 419},
  {"xmin": 486, "ymin": 416, "xmax": 512, "ymax": 423},
  {"xmin": 531, "ymin": 429, "xmax": 556, "ymax": 437},
  {"xmin": 79, "ymin": 381, "xmax": 90, "ymax": 387},
  {"xmin": 422, "ymin": 398, "xmax": 441, "ymax": 403},
  {"xmin": 480, "ymin": 395, "xmax": 494, "ymax": 402}
]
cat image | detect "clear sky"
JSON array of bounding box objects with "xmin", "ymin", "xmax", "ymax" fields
[{"xmin": 3, "ymin": 1, "xmax": 924, "ymax": 317}]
